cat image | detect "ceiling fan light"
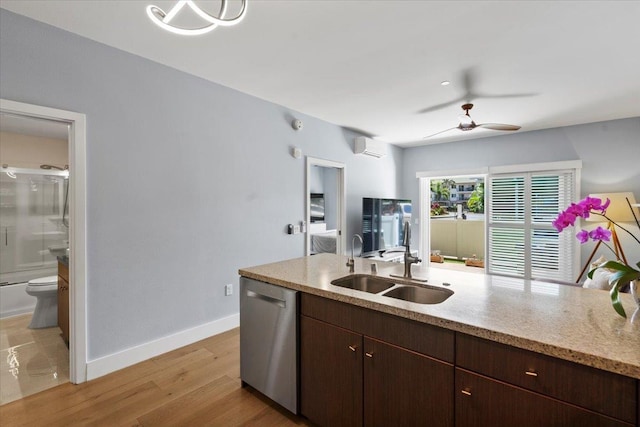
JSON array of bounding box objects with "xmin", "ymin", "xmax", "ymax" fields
[{"xmin": 458, "ymin": 113, "xmax": 473, "ymax": 125}]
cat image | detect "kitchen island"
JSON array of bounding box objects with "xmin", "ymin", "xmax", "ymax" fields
[{"xmin": 239, "ymin": 253, "xmax": 640, "ymax": 427}]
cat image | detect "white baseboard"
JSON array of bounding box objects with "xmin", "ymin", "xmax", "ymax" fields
[{"xmin": 85, "ymin": 313, "xmax": 239, "ymax": 381}]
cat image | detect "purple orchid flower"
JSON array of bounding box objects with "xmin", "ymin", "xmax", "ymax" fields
[{"xmin": 588, "ymin": 226, "xmax": 611, "ymax": 242}]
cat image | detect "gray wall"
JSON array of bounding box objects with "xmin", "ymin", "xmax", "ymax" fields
[
  {"xmin": 0, "ymin": 10, "xmax": 402, "ymax": 360},
  {"xmin": 402, "ymin": 117, "xmax": 640, "ymax": 269}
]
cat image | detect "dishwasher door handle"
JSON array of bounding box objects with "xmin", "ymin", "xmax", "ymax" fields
[{"xmin": 246, "ymin": 290, "xmax": 287, "ymax": 308}]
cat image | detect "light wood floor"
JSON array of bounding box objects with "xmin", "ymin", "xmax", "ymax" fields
[{"xmin": 0, "ymin": 328, "xmax": 312, "ymax": 426}]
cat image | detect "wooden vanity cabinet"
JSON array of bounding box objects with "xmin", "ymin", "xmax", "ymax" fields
[
  {"xmin": 455, "ymin": 334, "xmax": 637, "ymax": 427},
  {"xmin": 300, "ymin": 294, "xmax": 454, "ymax": 427},
  {"xmin": 57, "ymin": 261, "xmax": 70, "ymax": 344}
]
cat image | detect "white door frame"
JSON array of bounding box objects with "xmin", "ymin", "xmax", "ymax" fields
[
  {"xmin": 305, "ymin": 157, "xmax": 346, "ymax": 255},
  {"xmin": 1, "ymin": 99, "xmax": 87, "ymax": 383}
]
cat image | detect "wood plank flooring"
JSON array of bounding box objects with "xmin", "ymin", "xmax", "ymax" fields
[{"xmin": 0, "ymin": 328, "xmax": 312, "ymax": 426}]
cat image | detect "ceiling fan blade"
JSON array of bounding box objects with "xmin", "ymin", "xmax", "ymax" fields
[
  {"xmin": 417, "ymin": 68, "xmax": 476, "ymax": 114},
  {"xmin": 423, "ymin": 127, "xmax": 459, "ymax": 139},
  {"xmin": 461, "ymin": 67, "xmax": 475, "ymax": 98},
  {"xmin": 473, "ymin": 92, "xmax": 537, "ymax": 100},
  {"xmin": 417, "ymin": 98, "xmax": 465, "ymax": 115},
  {"xmin": 477, "ymin": 123, "xmax": 521, "ymax": 131}
]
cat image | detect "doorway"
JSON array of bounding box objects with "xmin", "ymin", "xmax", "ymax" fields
[
  {"xmin": 419, "ymin": 171, "xmax": 487, "ymax": 274},
  {"xmin": 305, "ymin": 157, "xmax": 346, "ymax": 256},
  {"xmin": 0, "ymin": 99, "xmax": 87, "ymax": 386}
]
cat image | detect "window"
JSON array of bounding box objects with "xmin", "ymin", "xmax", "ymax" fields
[{"xmin": 488, "ymin": 170, "xmax": 577, "ymax": 281}]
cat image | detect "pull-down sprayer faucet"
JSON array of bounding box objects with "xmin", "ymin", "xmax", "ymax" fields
[
  {"xmin": 402, "ymin": 221, "xmax": 422, "ymax": 279},
  {"xmin": 347, "ymin": 234, "xmax": 363, "ymax": 273}
]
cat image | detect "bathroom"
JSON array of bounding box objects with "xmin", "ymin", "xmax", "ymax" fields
[{"xmin": 0, "ymin": 112, "xmax": 70, "ymax": 404}]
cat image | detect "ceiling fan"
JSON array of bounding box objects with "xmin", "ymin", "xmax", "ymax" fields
[
  {"xmin": 423, "ymin": 103, "xmax": 521, "ymax": 139},
  {"xmin": 416, "ymin": 68, "xmax": 536, "ymax": 115}
]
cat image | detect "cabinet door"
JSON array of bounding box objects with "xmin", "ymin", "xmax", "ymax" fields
[
  {"xmin": 364, "ymin": 337, "xmax": 453, "ymax": 427},
  {"xmin": 456, "ymin": 333, "xmax": 637, "ymax": 423},
  {"xmin": 455, "ymin": 368, "xmax": 633, "ymax": 427},
  {"xmin": 300, "ymin": 316, "xmax": 363, "ymax": 427}
]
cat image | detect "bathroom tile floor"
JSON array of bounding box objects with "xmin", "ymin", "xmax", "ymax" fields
[{"xmin": 0, "ymin": 314, "xmax": 69, "ymax": 405}]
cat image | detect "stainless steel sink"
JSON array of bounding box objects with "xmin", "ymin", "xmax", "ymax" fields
[
  {"xmin": 331, "ymin": 275, "xmax": 454, "ymax": 305},
  {"xmin": 382, "ymin": 285, "xmax": 453, "ymax": 304},
  {"xmin": 331, "ymin": 275, "xmax": 395, "ymax": 294}
]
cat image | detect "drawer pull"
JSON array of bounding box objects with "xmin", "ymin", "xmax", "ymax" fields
[
  {"xmin": 365, "ymin": 352, "xmax": 373, "ymax": 358},
  {"xmin": 461, "ymin": 389, "xmax": 472, "ymax": 396},
  {"xmin": 525, "ymin": 370, "xmax": 538, "ymax": 377},
  {"xmin": 348, "ymin": 345, "xmax": 357, "ymax": 352}
]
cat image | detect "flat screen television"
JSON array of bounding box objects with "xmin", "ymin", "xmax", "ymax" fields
[
  {"xmin": 310, "ymin": 193, "xmax": 325, "ymax": 223},
  {"xmin": 362, "ymin": 197, "xmax": 412, "ymax": 253}
]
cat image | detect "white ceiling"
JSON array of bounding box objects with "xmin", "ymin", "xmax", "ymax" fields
[{"xmin": 2, "ymin": 1, "xmax": 640, "ymax": 147}]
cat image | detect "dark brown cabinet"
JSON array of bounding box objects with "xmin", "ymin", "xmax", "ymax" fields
[
  {"xmin": 363, "ymin": 336, "xmax": 453, "ymax": 427},
  {"xmin": 298, "ymin": 293, "xmax": 638, "ymax": 427},
  {"xmin": 300, "ymin": 294, "xmax": 454, "ymax": 427},
  {"xmin": 456, "ymin": 334, "xmax": 637, "ymax": 427},
  {"xmin": 57, "ymin": 261, "xmax": 69, "ymax": 344},
  {"xmin": 455, "ymin": 368, "xmax": 633, "ymax": 427},
  {"xmin": 301, "ymin": 316, "xmax": 363, "ymax": 427}
]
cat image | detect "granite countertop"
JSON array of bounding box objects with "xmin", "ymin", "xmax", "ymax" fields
[{"xmin": 239, "ymin": 253, "xmax": 640, "ymax": 379}]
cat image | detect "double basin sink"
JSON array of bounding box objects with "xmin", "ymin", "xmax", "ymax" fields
[{"xmin": 331, "ymin": 274, "xmax": 453, "ymax": 304}]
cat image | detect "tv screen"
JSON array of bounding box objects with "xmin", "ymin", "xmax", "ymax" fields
[
  {"xmin": 310, "ymin": 193, "xmax": 325, "ymax": 223},
  {"xmin": 362, "ymin": 198, "xmax": 412, "ymax": 253}
]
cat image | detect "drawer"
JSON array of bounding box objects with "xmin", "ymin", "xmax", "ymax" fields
[
  {"xmin": 301, "ymin": 293, "xmax": 454, "ymax": 363},
  {"xmin": 455, "ymin": 368, "xmax": 634, "ymax": 427},
  {"xmin": 456, "ymin": 333, "xmax": 637, "ymax": 424}
]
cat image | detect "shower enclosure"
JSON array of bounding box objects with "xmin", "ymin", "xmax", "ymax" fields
[{"xmin": 0, "ymin": 167, "xmax": 69, "ymax": 285}]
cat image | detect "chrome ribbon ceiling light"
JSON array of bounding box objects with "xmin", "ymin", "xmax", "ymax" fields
[{"xmin": 146, "ymin": 0, "xmax": 247, "ymax": 36}]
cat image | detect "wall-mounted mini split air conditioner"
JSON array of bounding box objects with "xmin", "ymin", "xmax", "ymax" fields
[{"xmin": 354, "ymin": 136, "xmax": 386, "ymax": 158}]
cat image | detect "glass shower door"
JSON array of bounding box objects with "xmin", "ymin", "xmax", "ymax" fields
[{"xmin": 0, "ymin": 169, "xmax": 68, "ymax": 283}]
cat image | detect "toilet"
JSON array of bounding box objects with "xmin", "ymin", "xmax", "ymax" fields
[{"xmin": 25, "ymin": 276, "xmax": 58, "ymax": 329}]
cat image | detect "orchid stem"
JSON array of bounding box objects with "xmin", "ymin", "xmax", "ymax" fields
[
  {"xmin": 626, "ymin": 197, "xmax": 640, "ymax": 231},
  {"xmin": 599, "ymin": 241, "xmax": 623, "ymax": 263},
  {"xmin": 591, "ymin": 212, "xmax": 640, "ymax": 245}
]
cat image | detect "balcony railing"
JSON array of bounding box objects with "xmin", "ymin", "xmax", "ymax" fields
[{"xmin": 430, "ymin": 217, "xmax": 485, "ymax": 260}]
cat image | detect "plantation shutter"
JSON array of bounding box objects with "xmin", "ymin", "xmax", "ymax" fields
[{"xmin": 488, "ymin": 170, "xmax": 576, "ymax": 281}]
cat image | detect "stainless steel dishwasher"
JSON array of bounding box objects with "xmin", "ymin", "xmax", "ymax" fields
[{"xmin": 240, "ymin": 277, "xmax": 298, "ymax": 414}]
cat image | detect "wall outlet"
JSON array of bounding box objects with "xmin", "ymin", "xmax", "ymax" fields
[{"xmin": 225, "ymin": 284, "xmax": 233, "ymax": 296}]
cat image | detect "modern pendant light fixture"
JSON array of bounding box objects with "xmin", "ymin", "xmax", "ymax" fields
[{"xmin": 146, "ymin": 0, "xmax": 247, "ymax": 36}]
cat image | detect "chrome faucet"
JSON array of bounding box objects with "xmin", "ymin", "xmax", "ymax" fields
[
  {"xmin": 402, "ymin": 221, "xmax": 422, "ymax": 279},
  {"xmin": 347, "ymin": 234, "xmax": 364, "ymax": 273}
]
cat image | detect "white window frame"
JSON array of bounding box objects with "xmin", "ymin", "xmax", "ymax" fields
[{"xmin": 486, "ymin": 161, "xmax": 582, "ymax": 280}]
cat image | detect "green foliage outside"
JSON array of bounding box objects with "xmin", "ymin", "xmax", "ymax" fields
[
  {"xmin": 430, "ymin": 180, "xmax": 451, "ymax": 202},
  {"xmin": 467, "ymin": 182, "xmax": 485, "ymax": 213}
]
